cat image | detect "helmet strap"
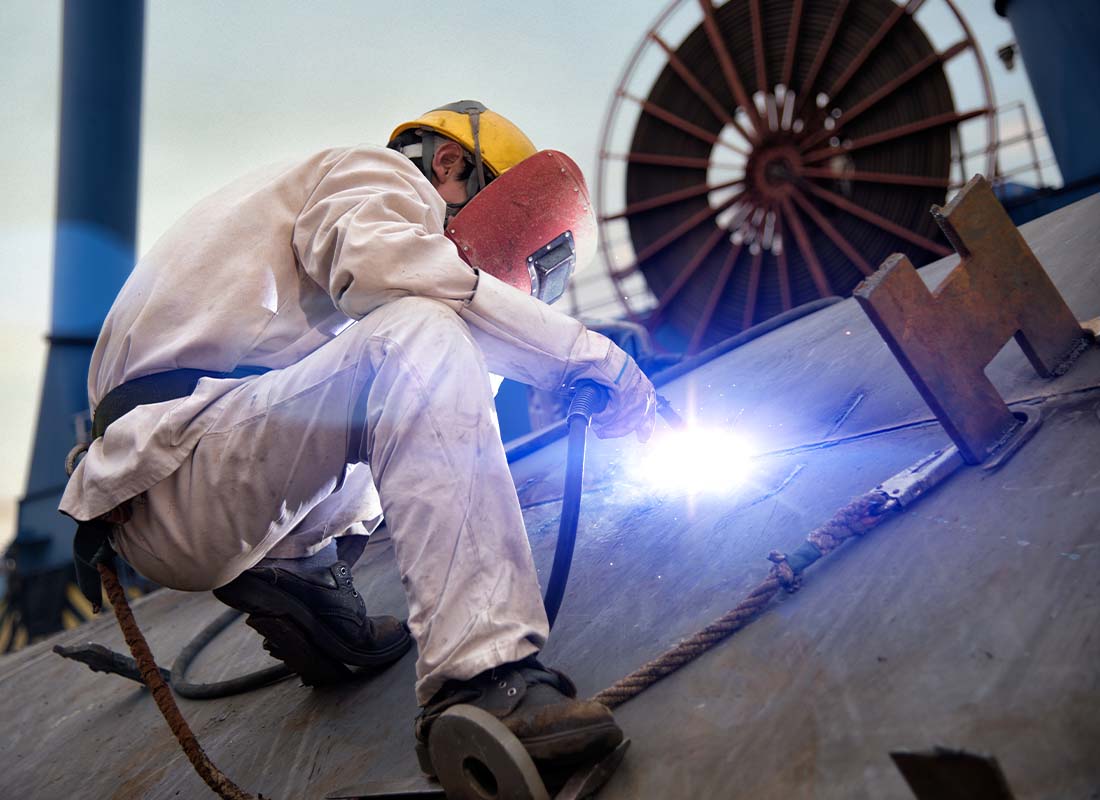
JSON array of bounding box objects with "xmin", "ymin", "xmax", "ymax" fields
[
  {"xmin": 419, "ymin": 132, "xmax": 437, "ymax": 183},
  {"xmin": 394, "ymin": 103, "xmax": 489, "ymax": 211},
  {"xmin": 444, "ymin": 201, "xmax": 467, "ymax": 226},
  {"xmin": 466, "ymin": 108, "xmax": 487, "ymax": 194}
]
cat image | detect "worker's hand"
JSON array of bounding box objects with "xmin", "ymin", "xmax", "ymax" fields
[
  {"xmin": 457, "ymin": 271, "xmax": 654, "ymax": 439},
  {"xmin": 573, "ymin": 337, "xmax": 656, "ymax": 442},
  {"xmin": 591, "ymin": 351, "xmax": 657, "ymax": 442}
]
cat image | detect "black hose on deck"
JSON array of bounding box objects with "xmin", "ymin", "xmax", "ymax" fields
[
  {"xmin": 56, "ymin": 607, "xmax": 295, "ymax": 698},
  {"xmin": 543, "ymin": 381, "xmax": 607, "ymax": 629},
  {"xmin": 170, "ymin": 608, "xmax": 292, "ymax": 699}
]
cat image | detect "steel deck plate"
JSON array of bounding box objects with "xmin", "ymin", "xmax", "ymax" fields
[{"xmin": 1, "ymin": 195, "xmax": 1098, "ymax": 799}]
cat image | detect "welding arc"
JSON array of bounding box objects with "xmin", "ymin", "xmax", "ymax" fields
[{"xmin": 543, "ymin": 381, "xmax": 608, "ymax": 628}]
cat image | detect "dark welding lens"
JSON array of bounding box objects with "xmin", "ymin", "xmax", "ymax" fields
[{"xmin": 527, "ymin": 231, "xmax": 576, "ymax": 304}]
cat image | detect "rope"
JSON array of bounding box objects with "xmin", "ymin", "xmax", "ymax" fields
[
  {"xmin": 80, "ymin": 479, "xmax": 901, "ymax": 782},
  {"xmin": 98, "ymin": 562, "xmax": 264, "ymax": 800},
  {"xmin": 591, "ymin": 489, "xmax": 897, "ymax": 708}
]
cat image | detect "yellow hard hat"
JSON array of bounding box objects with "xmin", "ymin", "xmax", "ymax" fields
[{"xmin": 389, "ymin": 100, "xmax": 537, "ymax": 180}]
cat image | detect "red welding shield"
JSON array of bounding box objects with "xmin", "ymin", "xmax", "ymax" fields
[{"xmin": 446, "ymin": 150, "xmax": 596, "ymax": 305}]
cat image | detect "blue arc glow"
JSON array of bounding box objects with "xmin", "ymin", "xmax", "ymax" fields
[{"xmin": 632, "ymin": 426, "xmax": 757, "ymax": 494}]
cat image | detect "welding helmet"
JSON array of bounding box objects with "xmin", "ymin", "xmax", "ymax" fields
[
  {"xmin": 446, "ymin": 150, "xmax": 596, "ymax": 305},
  {"xmin": 388, "ymin": 100, "xmax": 537, "ymax": 202}
]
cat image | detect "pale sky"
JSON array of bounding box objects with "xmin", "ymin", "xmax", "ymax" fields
[{"xmin": 0, "ymin": 1, "xmax": 1042, "ymax": 552}]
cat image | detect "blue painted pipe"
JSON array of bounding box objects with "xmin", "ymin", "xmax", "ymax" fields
[{"xmin": 12, "ymin": 1, "xmax": 144, "ymax": 578}]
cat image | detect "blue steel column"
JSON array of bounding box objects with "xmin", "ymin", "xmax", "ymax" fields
[
  {"xmin": 5, "ymin": 2, "xmax": 144, "ymax": 627},
  {"xmin": 997, "ymin": 0, "xmax": 1100, "ymax": 191}
]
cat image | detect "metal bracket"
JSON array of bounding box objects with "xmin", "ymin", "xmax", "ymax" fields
[
  {"xmin": 891, "ymin": 747, "xmax": 1016, "ymax": 799},
  {"xmin": 854, "ymin": 175, "xmax": 1089, "ymax": 465}
]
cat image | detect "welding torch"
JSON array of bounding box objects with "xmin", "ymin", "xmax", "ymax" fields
[{"xmin": 657, "ymin": 394, "xmax": 685, "ymax": 429}]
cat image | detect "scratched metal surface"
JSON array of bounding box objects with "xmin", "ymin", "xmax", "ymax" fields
[
  {"xmin": 1, "ymin": 196, "xmax": 1099, "ymax": 799},
  {"xmin": 512, "ymin": 193, "xmax": 1100, "ymax": 508}
]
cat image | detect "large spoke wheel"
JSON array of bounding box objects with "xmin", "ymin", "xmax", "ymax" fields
[{"xmin": 593, "ymin": 0, "xmax": 996, "ymax": 353}]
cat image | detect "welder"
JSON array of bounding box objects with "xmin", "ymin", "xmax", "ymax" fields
[{"xmin": 59, "ymin": 100, "xmax": 655, "ymax": 770}]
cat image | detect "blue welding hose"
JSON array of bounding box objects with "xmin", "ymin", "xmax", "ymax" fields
[{"xmin": 543, "ymin": 381, "xmax": 608, "ymax": 629}]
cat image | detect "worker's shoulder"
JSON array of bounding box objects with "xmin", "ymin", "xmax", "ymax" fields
[
  {"xmin": 208, "ymin": 144, "xmax": 405, "ymax": 192},
  {"xmin": 312, "ymin": 143, "xmax": 423, "ymax": 181}
]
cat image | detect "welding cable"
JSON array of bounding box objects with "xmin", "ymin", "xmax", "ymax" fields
[
  {"xmin": 169, "ymin": 608, "xmax": 293, "ymax": 699},
  {"xmin": 56, "ymin": 608, "xmax": 296, "ymax": 698},
  {"xmin": 543, "ymin": 381, "xmax": 607, "ymax": 629}
]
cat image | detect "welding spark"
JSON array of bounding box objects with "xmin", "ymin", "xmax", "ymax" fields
[{"xmin": 632, "ymin": 426, "xmax": 757, "ymax": 494}]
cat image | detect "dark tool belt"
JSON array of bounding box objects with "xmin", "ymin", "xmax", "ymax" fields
[
  {"xmin": 73, "ymin": 365, "xmax": 270, "ymax": 609},
  {"xmin": 92, "ymin": 365, "xmax": 271, "ymax": 438}
]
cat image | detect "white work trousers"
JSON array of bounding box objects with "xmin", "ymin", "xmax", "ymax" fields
[{"xmin": 114, "ymin": 297, "xmax": 549, "ymax": 703}]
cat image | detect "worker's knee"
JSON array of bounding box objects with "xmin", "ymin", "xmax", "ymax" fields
[
  {"xmin": 353, "ymin": 297, "xmax": 484, "ymax": 369},
  {"xmin": 370, "ymin": 296, "xmax": 468, "ymax": 333}
]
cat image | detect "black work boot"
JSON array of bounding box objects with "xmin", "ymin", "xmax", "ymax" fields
[
  {"xmin": 213, "ymin": 560, "xmax": 411, "ymax": 685},
  {"xmin": 415, "ymin": 656, "xmax": 622, "ymax": 772}
]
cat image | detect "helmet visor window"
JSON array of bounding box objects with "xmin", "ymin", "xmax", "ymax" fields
[{"xmin": 527, "ymin": 231, "xmax": 576, "ymax": 305}]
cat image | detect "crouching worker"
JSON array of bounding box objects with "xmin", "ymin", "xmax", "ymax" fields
[{"xmin": 60, "ymin": 101, "xmax": 656, "ymax": 771}]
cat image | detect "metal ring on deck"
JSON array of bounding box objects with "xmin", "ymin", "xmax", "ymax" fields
[{"xmin": 429, "ymin": 705, "xmax": 549, "ymax": 800}]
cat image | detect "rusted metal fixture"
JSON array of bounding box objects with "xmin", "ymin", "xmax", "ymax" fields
[
  {"xmin": 854, "ymin": 175, "xmax": 1089, "ymax": 464},
  {"xmin": 891, "ymin": 748, "xmax": 1016, "ymax": 799}
]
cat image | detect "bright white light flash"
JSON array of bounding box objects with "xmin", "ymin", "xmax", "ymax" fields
[{"xmin": 632, "ymin": 426, "xmax": 757, "ymax": 494}]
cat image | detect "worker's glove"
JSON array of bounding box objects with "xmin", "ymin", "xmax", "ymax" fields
[
  {"xmin": 460, "ymin": 270, "xmax": 655, "ymax": 441},
  {"xmin": 567, "ymin": 333, "xmax": 657, "ymax": 442}
]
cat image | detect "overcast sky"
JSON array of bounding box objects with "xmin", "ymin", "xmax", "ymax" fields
[{"xmin": 0, "ymin": 1, "xmax": 1042, "ymax": 552}]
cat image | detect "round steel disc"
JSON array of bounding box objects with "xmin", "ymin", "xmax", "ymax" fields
[{"xmin": 428, "ymin": 705, "xmax": 549, "ymax": 800}]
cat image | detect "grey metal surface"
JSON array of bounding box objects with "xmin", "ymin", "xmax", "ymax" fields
[
  {"xmin": 1, "ymin": 195, "xmax": 1098, "ymax": 798},
  {"xmin": 512, "ymin": 192, "xmax": 1100, "ymax": 508}
]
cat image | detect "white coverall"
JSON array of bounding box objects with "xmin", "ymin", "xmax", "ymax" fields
[{"xmin": 59, "ymin": 146, "xmax": 643, "ymax": 703}]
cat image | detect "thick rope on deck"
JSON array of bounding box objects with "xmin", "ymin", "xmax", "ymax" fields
[
  {"xmin": 591, "ymin": 489, "xmax": 897, "ymax": 709},
  {"xmin": 98, "ymin": 563, "xmax": 263, "ymax": 800}
]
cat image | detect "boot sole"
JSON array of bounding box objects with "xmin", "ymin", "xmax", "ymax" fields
[
  {"xmin": 246, "ymin": 614, "xmax": 356, "ymax": 686},
  {"xmin": 214, "ymin": 572, "xmax": 412, "ymax": 669}
]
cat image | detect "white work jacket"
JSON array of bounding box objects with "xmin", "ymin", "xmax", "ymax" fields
[{"xmin": 60, "ymin": 146, "xmax": 620, "ymax": 522}]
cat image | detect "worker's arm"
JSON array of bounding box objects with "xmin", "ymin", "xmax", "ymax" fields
[
  {"xmin": 293, "ymin": 147, "xmax": 479, "ymax": 316},
  {"xmin": 292, "ymin": 146, "xmax": 654, "ymax": 440},
  {"xmin": 460, "ymin": 270, "xmax": 655, "ymax": 441}
]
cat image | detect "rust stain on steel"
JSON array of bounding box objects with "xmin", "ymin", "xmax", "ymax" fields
[{"xmin": 854, "ymin": 175, "xmax": 1088, "ymax": 464}]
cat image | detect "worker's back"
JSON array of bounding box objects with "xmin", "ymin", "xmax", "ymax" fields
[{"xmin": 88, "ymin": 145, "xmax": 394, "ymax": 409}]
